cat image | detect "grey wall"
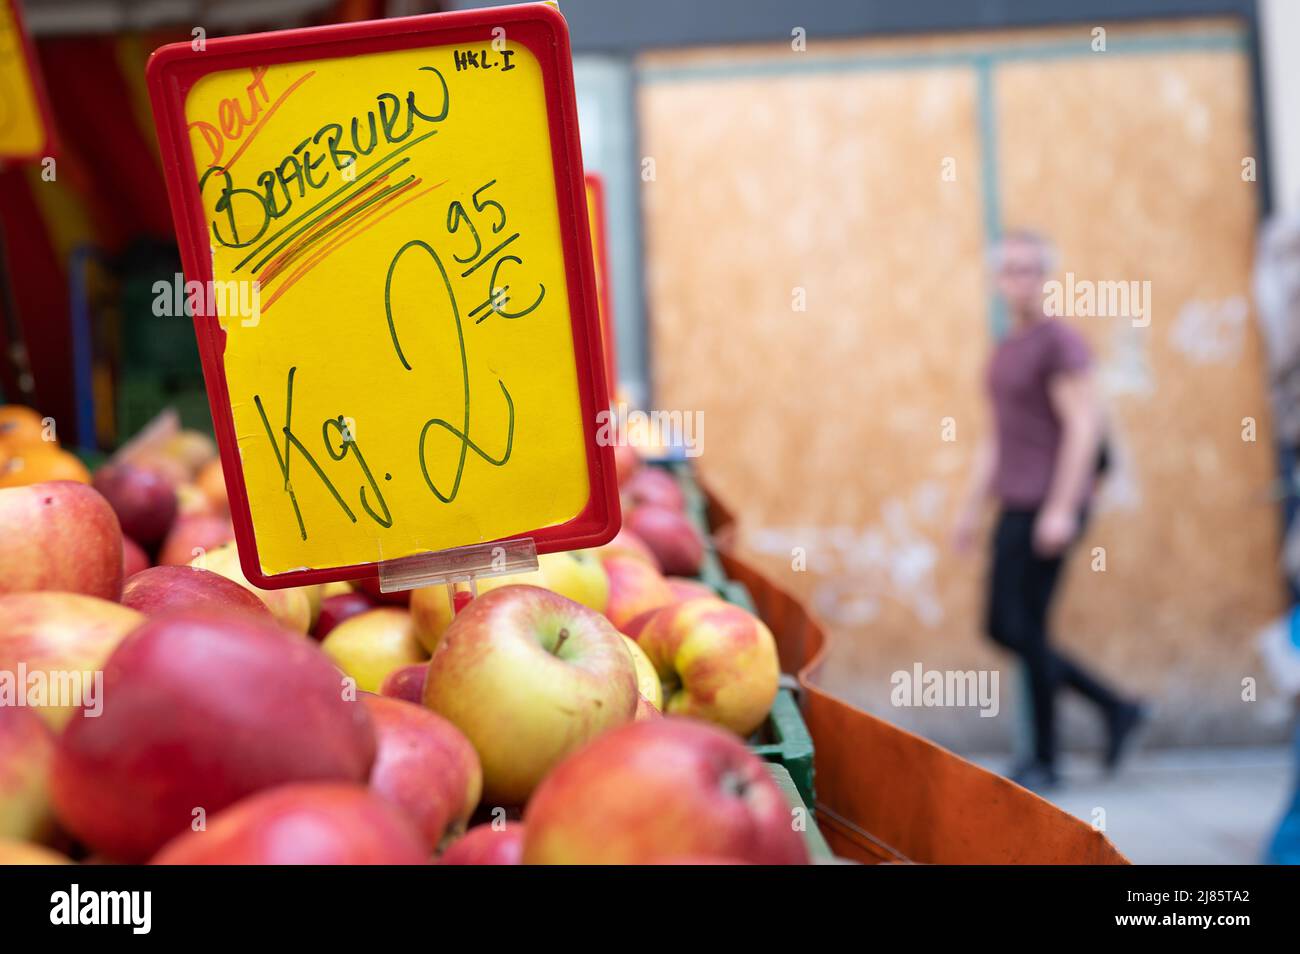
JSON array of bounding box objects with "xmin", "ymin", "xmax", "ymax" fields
[
  {"xmin": 449, "ymin": 0, "xmax": 1256, "ymax": 51},
  {"xmin": 573, "ymin": 55, "xmax": 649, "ymax": 405}
]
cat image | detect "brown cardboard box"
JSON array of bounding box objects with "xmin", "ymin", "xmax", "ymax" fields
[{"xmin": 707, "ymin": 485, "xmax": 1127, "ymax": 865}]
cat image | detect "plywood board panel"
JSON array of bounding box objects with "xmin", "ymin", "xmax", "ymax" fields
[
  {"xmin": 637, "ymin": 19, "xmax": 1282, "ymax": 749},
  {"xmin": 639, "ymin": 62, "xmax": 993, "ymax": 728},
  {"xmin": 995, "ymin": 48, "xmax": 1282, "ymax": 746}
]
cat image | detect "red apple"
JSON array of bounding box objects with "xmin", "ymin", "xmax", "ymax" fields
[
  {"xmin": 122, "ymin": 535, "xmax": 150, "ymax": 580},
  {"xmin": 363, "ymin": 694, "xmax": 482, "ymax": 849},
  {"xmin": 601, "ymin": 555, "xmax": 676, "ymax": 631},
  {"xmin": 667, "ymin": 577, "xmax": 716, "ymax": 602},
  {"xmin": 614, "ymin": 444, "xmax": 641, "ymax": 486},
  {"xmin": 196, "ymin": 542, "xmax": 311, "ymax": 634},
  {"xmin": 423, "ymin": 585, "xmax": 638, "ymax": 806},
  {"xmin": 157, "ymin": 513, "xmax": 234, "ymax": 567},
  {"xmin": 92, "ymin": 462, "xmax": 177, "ymax": 549},
  {"xmin": 634, "ymin": 693, "xmax": 663, "ymax": 722},
  {"xmin": 627, "ymin": 505, "xmax": 704, "ymax": 576},
  {"xmin": 0, "ymin": 592, "xmax": 143, "ymax": 729},
  {"xmin": 380, "ymin": 663, "xmax": 429, "ymax": 704},
  {"xmin": 634, "ymin": 598, "xmax": 779, "ymax": 737},
  {"xmin": 314, "ymin": 591, "xmax": 376, "ymax": 639},
  {"xmin": 127, "ymin": 451, "xmax": 189, "ymax": 488},
  {"xmin": 121, "ymin": 565, "xmax": 272, "ymax": 619},
  {"xmin": 151, "ymin": 783, "xmax": 426, "ymax": 865},
  {"xmin": 0, "ymin": 705, "xmax": 55, "ymax": 841},
  {"xmin": 357, "ymin": 576, "xmax": 410, "ymax": 606},
  {"xmin": 523, "ymin": 718, "xmax": 808, "ymax": 865},
  {"xmin": 0, "ymin": 481, "xmax": 123, "ymax": 600},
  {"xmin": 617, "ymin": 580, "xmax": 716, "ymax": 636},
  {"xmin": 620, "ymin": 609, "xmax": 658, "ymax": 638},
  {"xmin": 438, "ymin": 821, "xmax": 524, "ymax": 865},
  {"xmin": 594, "ymin": 526, "xmax": 659, "ymax": 569},
  {"xmin": 650, "ymin": 856, "xmax": 749, "ymax": 865},
  {"xmin": 623, "ymin": 467, "xmax": 686, "ymax": 512},
  {"xmin": 51, "ymin": 610, "xmax": 376, "ymax": 862}
]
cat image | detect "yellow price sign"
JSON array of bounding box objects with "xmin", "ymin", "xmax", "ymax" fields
[
  {"xmin": 0, "ymin": 0, "xmax": 54, "ymax": 160},
  {"xmin": 147, "ymin": 6, "xmax": 617, "ymax": 588}
]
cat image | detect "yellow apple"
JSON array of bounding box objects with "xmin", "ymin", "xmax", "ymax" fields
[
  {"xmin": 161, "ymin": 429, "xmax": 217, "ymax": 476},
  {"xmin": 175, "ymin": 482, "xmax": 216, "ymax": 517},
  {"xmin": 621, "ymin": 634, "xmax": 662, "ymax": 712},
  {"xmin": 537, "ymin": 551, "xmax": 608, "ymax": 612},
  {"xmin": 302, "ymin": 584, "xmax": 324, "ymax": 629},
  {"xmin": 321, "ymin": 608, "xmax": 428, "ymax": 693},
  {"xmin": 0, "ymin": 838, "xmax": 71, "ymax": 864},
  {"xmin": 0, "ymin": 706, "xmax": 55, "ymax": 841},
  {"xmin": 423, "ymin": 586, "xmax": 637, "ymax": 805}
]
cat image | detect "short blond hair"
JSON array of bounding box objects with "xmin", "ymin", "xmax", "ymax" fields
[{"xmin": 988, "ymin": 229, "xmax": 1059, "ymax": 273}]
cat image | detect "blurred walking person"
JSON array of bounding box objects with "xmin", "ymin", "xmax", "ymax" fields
[
  {"xmin": 952, "ymin": 230, "xmax": 1146, "ymax": 792},
  {"xmin": 1255, "ymin": 208, "xmax": 1300, "ymax": 864},
  {"xmin": 1255, "ymin": 209, "xmax": 1300, "ymax": 600}
]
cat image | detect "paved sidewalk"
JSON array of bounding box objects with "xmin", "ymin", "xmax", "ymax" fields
[{"xmin": 970, "ymin": 747, "xmax": 1294, "ymax": 864}]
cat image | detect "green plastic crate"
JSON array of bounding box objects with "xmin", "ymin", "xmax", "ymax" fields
[
  {"xmin": 716, "ymin": 578, "xmax": 815, "ymax": 807},
  {"xmin": 749, "ymin": 688, "xmax": 815, "ymax": 809},
  {"xmin": 643, "ymin": 460, "xmax": 729, "ymax": 591},
  {"xmin": 639, "ymin": 462, "xmax": 817, "ymax": 809},
  {"xmin": 719, "ymin": 578, "xmax": 757, "ymax": 615},
  {"xmin": 662, "ymin": 460, "xmax": 713, "ymax": 540},
  {"xmin": 766, "ymin": 762, "xmax": 834, "ymax": 861}
]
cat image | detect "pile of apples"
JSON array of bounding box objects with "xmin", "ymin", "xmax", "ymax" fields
[{"xmin": 0, "ymin": 414, "xmax": 807, "ymax": 865}]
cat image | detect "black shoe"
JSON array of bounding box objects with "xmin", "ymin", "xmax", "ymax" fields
[
  {"xmin": 1105, "ymin": 700, "xmax": 1148, "ymax": 773},
  {"xmin": 1009, "ymin": 760, "xmax": 1060, "ymax": 794}
]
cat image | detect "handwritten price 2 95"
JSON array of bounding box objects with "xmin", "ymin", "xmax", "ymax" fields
[{"xmin": 253, "ymin": 179, "xmax": 545, "ymax": 541}]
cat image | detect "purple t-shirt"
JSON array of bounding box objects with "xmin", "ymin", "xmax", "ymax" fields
[{"xmin": 988, "ymin": 318, "xmax": 1092, "ymax": 509}]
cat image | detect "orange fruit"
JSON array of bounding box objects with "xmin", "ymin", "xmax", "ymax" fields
[
  {"xmin": 0, "ymin": 444, "xmax": 91, "ymax": 487},
  {"xmin": 0, "ymin": 405, "xmax": 52, "ymax": 452}
]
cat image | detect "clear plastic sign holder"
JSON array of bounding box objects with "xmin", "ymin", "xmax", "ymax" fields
[{"xmin": 377, "ymin": 537, "xmax": 539, "ymax": 616}]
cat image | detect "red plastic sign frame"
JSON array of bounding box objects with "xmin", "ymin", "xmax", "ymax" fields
[
  {"xmin": 585, "ymin": 171, "xmax": 618, "ymax": 398},
  {"xmin": 146, "ymin": 4, "xmax": 619, "ymax": 589}
]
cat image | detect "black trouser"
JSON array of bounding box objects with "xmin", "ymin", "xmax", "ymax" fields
[{"xmin": 985, "ymin": 509, "xmax": 1124, "ymax": 767}]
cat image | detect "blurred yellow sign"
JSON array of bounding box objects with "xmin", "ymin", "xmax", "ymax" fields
[{"xmin": 0, "ymin": 0, "xmax": 50, "ymax": 159}]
